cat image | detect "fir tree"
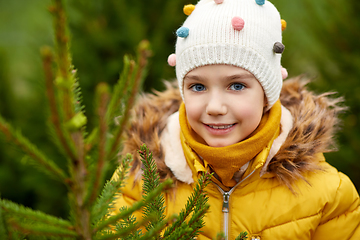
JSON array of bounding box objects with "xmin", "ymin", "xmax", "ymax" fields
[{"xmin": 0, "ymin": 0, "xmax": 212, "ymax": 239}]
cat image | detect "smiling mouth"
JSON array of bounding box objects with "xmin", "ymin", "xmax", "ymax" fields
[{"xmin": 207, "ymin": 124, "xmax": 235, "ymax": 129}]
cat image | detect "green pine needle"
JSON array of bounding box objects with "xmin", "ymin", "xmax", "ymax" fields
[
  {"xmin": 113, "ymin": 206, "xmax": 142, "ymax": 240},
  {"xmin": 0, "ymin": 198, "xmax": 7, "ymax": 239},
  {"xmin": 235, "ymin": 231, "xmax": 248, "ymax": 240},
  {"xmin": 72, "ymin": 76, "xmax": 86, "ymax": 115},
  {"xmin": 91, "ymin": 154, "xmax": 132, "ymax": 225},
  {"xmin": 163, "ymin": 173, "xmax": 212, "ymax": 239},
  {"xmin": 0, "ymin": 115, "xmax": 68, "ymax": 183},
  {"xmin": 93, "ymin": 177, "xmax": 172, "ymax": 234},
  {"xmin": 139, "ymin": 144, "xmax": 166, "ymax": 233},
  {"xmin": 106, "ymin": 55, "xmax": 132, "ymax": 125},
  {"xmin": 0, "ymin": 199, "xmax": 72, "ymax": 229}
]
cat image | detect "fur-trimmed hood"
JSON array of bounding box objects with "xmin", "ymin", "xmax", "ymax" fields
[{"xmin": 120, "ymin": 77, "xmax": 345, "ymax": 188}]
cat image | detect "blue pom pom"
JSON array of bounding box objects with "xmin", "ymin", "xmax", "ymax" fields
[
  {"xmin": 176, "ymin": 27, "xmax": 190, "ymax": 38},
  {"xmin": 255, "ymin": 0, "xmax": 265, "ymax": 5}
]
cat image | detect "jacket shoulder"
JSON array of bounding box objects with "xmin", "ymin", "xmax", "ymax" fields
[
  {"xmin": 308, "ymin": 161, "xmax": 358, "ymax": 211},
  {"xmin": 269, "ymin": 77, "xmax": 346, "ymax": 188},
  {"xmin": 308, "ymin": 162, "xmax": 360, "ymax": 239}
]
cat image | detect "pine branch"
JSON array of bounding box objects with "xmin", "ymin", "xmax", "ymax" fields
[
  {"xmin": 135, "ymin": 40, "xmax": 152, "ymax": 91},
  {"xmin": 84, "ymin": 55, "xmax": 133, "ymax": 155},
  {"xmin": 108, "ymin": 41, "xmax": 152, "ymax": 159},
  {"xmin": 137, "ymin": 214, "xmax": 178, "ymax": 240},
  {"xmin": 0, "ymin": 197, "xmax": 7, "ymax": 239},
  {"xmin": 96, "ymin": 215, "xmax": 152, "ymax": 240},
  {"xmin": 139, "ymin": 144, "xmax": 166, "ymax": 234},
  {"xmin": 214, "ymin": 231, "xmax": 248, "ymax": 240},
  {"xmin": 0, "ymin": 115, "xmax": 68, "ymax": 183},
  {"xmin": 113, "ymin": 208, "xmax": 142, "ymax": 240},
  {"xmin": 85, "ymin": 83, "xmax": 111, "ymax": 206},
  {"xmin": 0, "ymin": 199, "xmax": 72, "ymax": 229},
  {"xmin": 179, "ymin": 205, "xmax": 209, "ymax": 240},
  {"xmin": 107, "ymin": 58, "xmax": 136, "ymax": 159},
  {"xmin": 163, "ymin": 173, "xmax": 212, "ymax": 239},
  {"xmin": 1, "ymin": 198, "xmax": 76, "ymax": 238},
  {"xmin": 92, "ymin": 178, "xmax": 172, "ymax": 235},
  {"xmin": 6, "ymin": 218, "xmax": 77, "ymax": 238},
  {"xmin": 91, "ymin": 154, "xmax": 132, "ymax": 225},
  {"xmin": 181, "ymin": 175, "xmax": 212, "ymax": 239},
  {"xmin": 105, "ymin": 55, "xmax": 132, "ymax": 126},
  {"xmin": 73, "ymin": 76, "xmax": 86, "ymax": 115},
  {"xmin": 235, "ymin": 232, "xmax": 248, "ymax": 240},
  {"xmin": 41, "ymin": 45, "xmax": 78, "ymax": 163},
  {"xmin": 68, "ymin": 131, "xmax": 91, "ymax": 239},
  {"xmin": 84, "ymin": 127, "xmax": 99, "ymax": 152},
  {"xmin": 214, "ymin": 232, "xmax": 226, "ymax": 240},
  {"xmin": 49, "ymin": 0, "xmax": 75, "ymax": 122},
  {"xmin": 98, "ymin": 212, "xmax": 175, "ymax": 240}
]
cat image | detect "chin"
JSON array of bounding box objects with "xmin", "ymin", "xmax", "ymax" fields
[{"xmin": 206, "ymin": 141, "xmax": 233, "ymax": 148}]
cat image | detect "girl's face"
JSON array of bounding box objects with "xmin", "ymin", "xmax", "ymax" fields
[{"xmin": 183, "ymin": 64, "xmax": 266, "ymax": 147}]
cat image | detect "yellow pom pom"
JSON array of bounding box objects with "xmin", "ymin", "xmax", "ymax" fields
[
  {"xmin": 183, "ymin": 4, "xmax": 195, "ymax": 16},
  {"xmin": 281, "ymin": 19, "xmax": 287, "ymax": 31}
]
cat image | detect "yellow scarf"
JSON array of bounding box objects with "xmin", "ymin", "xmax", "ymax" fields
[{"xmin": 179, "ymin": 100, "xmax": 282, "ymax": 187}]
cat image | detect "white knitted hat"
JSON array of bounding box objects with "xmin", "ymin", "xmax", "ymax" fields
[{"xmin": 167, "ymin": 0, "xmax": 287, "ymax": 110}]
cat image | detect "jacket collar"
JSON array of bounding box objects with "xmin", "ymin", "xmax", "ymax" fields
[
  {"xmin": 161, "ymin": 105, "xmax": 293, "ymax": 184},
  {"xmin": 122, "ymin": 78, "xmax": 345, "ymax": 189}
]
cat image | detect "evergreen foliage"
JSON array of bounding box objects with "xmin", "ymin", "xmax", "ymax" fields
[
  {"xmin": 0, "ymin": 0, "xmax": 359, "ymax": 238},
  {"xmin": 0, "ymin": 0, "xmax": 212, "ymax": 239},
  {"xmin": 1, "ymin": 0, "xmax": 359, "ymax": 218}
]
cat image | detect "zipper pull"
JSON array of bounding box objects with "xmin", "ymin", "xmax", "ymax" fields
[{"xmin": 222, "ymin": 192, "xmax": 230, "ymax": 213}]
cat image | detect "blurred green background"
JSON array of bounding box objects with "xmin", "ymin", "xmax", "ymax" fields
[{"xmin": 0, "ymin": 0, "xmax": 359, "ymax": 219}]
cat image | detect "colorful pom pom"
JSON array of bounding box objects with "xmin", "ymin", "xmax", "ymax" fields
[
  {"xmin": 255, "ymin": 0, "xmax": 265, "ymax": 5},
  {"xmin": 281, "ymin": 19, "xmax": 287, "ymax": 31},
  {"xmin": 232, "ymin": 17, "xmax": 245, "ymax": 31},
  {"xmin": 273, "ymin": 42, "xmax": 285, "ymax": 54},
  {"xmin": 281, "ymin": 67, "xmax": 288, "ymax": 80},
  {"xmin": 183, "ymin": 4, "xmax": 195, "ymax": 16},
  {"xmin": 214, "ymin": 0, "xmax": 224, "ymax": 4},
  {"xmin": 167, "ymin": 54, "xmax": 176, "ymax": 67},
  {"xmin": 176, "ymin": 27, "xmax": 190, "ymax": 38}
]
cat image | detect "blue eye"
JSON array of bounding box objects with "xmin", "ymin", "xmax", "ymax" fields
[
  {"xmin": 230, "ymin": 83, "xmax": 245, "ymax": 91},
  {"xmin": 191, "ymin": 84, "xmax": 206, "ymax": 92}
]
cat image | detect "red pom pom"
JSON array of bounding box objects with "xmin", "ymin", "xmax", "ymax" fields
[
  {"xmin": 232, "ymin": 17, "xmax": 245, "ymax": 31},
  {"xmin": 214, "ymin": 0, "xmax": 224, "ymax": 4},
  {"xmin": 167, "ymin": 54, "xmax": 176, "ymax": 67}
]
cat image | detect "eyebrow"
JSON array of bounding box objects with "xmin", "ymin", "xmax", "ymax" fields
[
  {"xmin": 184, "ymin": 75, "xmax": 203, "ymax": 81},
  {"xmin": 225, "ymin": 74, "xmax": 253, "ymax": 80},
  {"xmin": 184, "ymin": 73, "xmax": 254, "ymax": 82}
]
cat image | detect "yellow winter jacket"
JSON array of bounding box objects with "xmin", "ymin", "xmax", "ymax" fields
[{"xmin": 111, "ymin": 78, "xmax": 360, "ymax": 239}]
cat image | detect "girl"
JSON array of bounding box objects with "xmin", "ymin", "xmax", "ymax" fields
[{"xmin": 111, "ymin": 0, "xmax": 360, "ymax": 239}]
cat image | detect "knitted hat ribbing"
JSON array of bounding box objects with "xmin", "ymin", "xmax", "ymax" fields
[{"xmin": 169, "ymin": 0, "xmax": 286, "ymax": 110}]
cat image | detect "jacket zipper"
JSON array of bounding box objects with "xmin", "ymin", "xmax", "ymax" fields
[
  {"xmin": 214, "ymin": 169, "xmax": 257, "ymax": 240},
  {"xmin": 222, "ymin": 192, "xmax": 230, "ymax": 238}
]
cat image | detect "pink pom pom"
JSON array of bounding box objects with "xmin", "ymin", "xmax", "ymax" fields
[
  {"xmin": 214, "ymin": 0, "xmax": 224, "ymax": 4},
  {"xmin": 167, "ymin": 54, "xmax": 176, "ymax": 67},
  {"xmin": 281, "ymin": 67, "xmax": 288, "ymax": 80},
  {"xmin": 232, "ymin": 17, "xmax": 245, "ymax": 31}
]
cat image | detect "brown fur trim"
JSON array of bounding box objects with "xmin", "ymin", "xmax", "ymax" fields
[
  {"xmin": 119, "ymin": 77, "xmax": 346, "ymax": 187},
  {"xmin": 121, "ymin": 81, "xmax": 182, "ymax": 182},
  {"xmin": 270, "ymin": 77, "xmax": 346, "ymax": 189}
]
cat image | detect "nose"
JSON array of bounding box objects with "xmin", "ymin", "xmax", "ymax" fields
[{"xmin": 206, "ymin": 93, "xmax": 227, "ymax": 116}]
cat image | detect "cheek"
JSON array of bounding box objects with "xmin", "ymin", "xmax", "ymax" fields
[
  {"xmin": 235, "ymin": 103, "xmax": 264, "ymax": 123},
  {"xmin": 184, "ymin": 92, "xmax": 204, "ymax": 121},
  {"xmin": 185, "ymin": 104, "xmax": 202, "ymax": 122}
]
